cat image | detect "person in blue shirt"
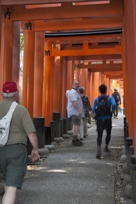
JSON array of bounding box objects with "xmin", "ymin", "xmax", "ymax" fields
[{"xmin": 92, "ymin": 84, "xmax": 116, "ymax": 159}]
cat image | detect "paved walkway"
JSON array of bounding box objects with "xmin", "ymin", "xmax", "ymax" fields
[{"xmin": 16, "ymin": 115, "xmax": 124, "ymax": 204}]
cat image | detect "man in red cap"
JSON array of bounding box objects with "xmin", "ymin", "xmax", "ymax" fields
[{"xmin": 0, "ymin": 81, "xmax": 40, "ymax": 204}]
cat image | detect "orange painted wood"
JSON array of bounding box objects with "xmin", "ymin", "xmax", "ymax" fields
[
  {"xmin": 61, "ymin": 57, "xmax": 67, "ymax": 118},
  {"xmin": 78, "ymin": 64, "xmax": 122, "ymax": 72},
  {"xmin": 122, "ymin": 34, "xmax": 130, "ymax": 125},
  {"xmin": 89, "ymin": 71, "xmax": 93, "ymax": 105},
  {"xmin": 105, "ymin": 77, "xmax": 110, "ymax": 95},
  {"xmin": 100, "ymin": 73, "xmax": 105, "ymax": 84},
  {"xmin": 22, "ymin": 30, "xmax": 35, "ymax": 117},
  {"xmin": 0, "ymin": 17, "xmax": 13, "ymax": 82},
  {"xmin": 85, "ymin": 69, "xmax": 89, "ymax": 96},
  {"xmin": 51, "ymin": 46, "xmax": 122, "ymax": 56},
  {"xmin": 33, "ymin": 32, "xmax": 44, "ymax": 117},
  {"xmin": 11, "ymin": 0, "xmax": 123, "ymax": 21},
  {"xmin": 0, "ymin": 0, "xmax": 114, "ymax": 5},
  {"xmin": 67, "ymin": 54, "xmax": 122, "ymax": 61},
  {"xmin": 79, "ymin": 69, "xmax": 88, "ymax": 94},
  {"xmin": 12, "ymin": 21, "xmax": 20, "ymax": 88},
  {"xmin": 52, "ymin": 56, "xmax": 62, "ymax": 112},
  {"xmin": 87, "ymin": 70, "xmax": 91, "ymax": 99},
  {"xmin": 21, "ymin": 17, "xmax": 123, "ymax": 32},
  {"xmin": 91, "ymin": 72, "xmax": 100, "ymax": 102},
  {"xmin": 79, "ymin": 69, "xmax": 85, "ymax": 88},
  {"xmin": 76, "ymin": 68, "xmax": 80, "ymax": 81},
  {"xmin": 42, "ymin": 41, "xmax": 54, "ymax": 126},
  {"xmin": 44, "ymin": 33, "xmax": 121, "ymax": 43},
  {"xmin": 123, "ymin": 0, "xmax": 136, "ymax": 151},
  {"xmin": 0, "ymin": 9, "xmax": 4, "ymax": 99},
  {"xmin": 66, "ymin": 60, "xmax": 74, "ymax": 90}
]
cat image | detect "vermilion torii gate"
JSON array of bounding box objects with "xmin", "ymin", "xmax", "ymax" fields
[{"xmin": 0, "ymin": 0, "xmax": 135, "ymax": 154}]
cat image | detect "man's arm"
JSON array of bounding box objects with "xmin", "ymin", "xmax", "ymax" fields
[
  {"xmin": 27, "ymin": 132, "xmax": 40, "ymax": 162},
  {"xmin": 86, "ymin": 97, "xmax": 92, "ymax": 111}
]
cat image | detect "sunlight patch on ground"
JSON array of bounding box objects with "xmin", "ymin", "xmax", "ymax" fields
[
  {"xmin": 27, "ymin": 166, "xmax": 48, "ymax": 171},
  {"xmin": 46, "ymin": 169, "xmax": 68, "ymax": 173},
  {"xmin": 106, "ymin": 162, "xmax": 114, "ymax": 166},
  {"xmin": 68, "ymin": 159, "xmax": 88, "ymax": 164}
]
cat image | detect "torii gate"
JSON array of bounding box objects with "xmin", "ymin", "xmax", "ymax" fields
[{"xmin": 0, "ymin": 0, "xmax": 136, "ymax": 154}]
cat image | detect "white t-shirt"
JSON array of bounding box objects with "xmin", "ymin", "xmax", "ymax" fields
[{"xmin": 67, "ymin": 89, "xmax": 84, "ymax": 118}]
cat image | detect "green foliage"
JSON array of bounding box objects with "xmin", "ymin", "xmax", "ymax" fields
[{"xmin": 20, "ymin": 33, "xmax": 24, "ymax": 51}]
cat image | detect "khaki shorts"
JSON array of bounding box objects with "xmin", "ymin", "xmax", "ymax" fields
[{"xmin": 0, "ymin": 144, "xmax": 27, "ymax": 189}]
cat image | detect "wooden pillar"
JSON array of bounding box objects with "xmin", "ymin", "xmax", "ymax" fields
[
  {"xmin": 33, "ymin": 32, "xmax": 44, "ymax": 117},
  {"xmin": 75, "ymin": 68, "xmax": 80, "ymax": 81},
  {"xmin": 123, "ymin": 0, "xmax": 136, "ymax": 149},
  {"xmin": 23, "ymin": 27, "xmax": 35, "ymax": 116},
  {"xmin": 80, "ymin": 69, "xmax": 88, "ymax": 95},
  {"xmin": 87, "ymin": 69, "xmax": 92, "ymax": 100},
  {"xmin": 90, "ymin": 71, "xmax": 93, "ymax": 105},
  {"xmin": 52, "ymin": 56, "xmax": 62, "ymax": 113},
  {"xmin": 86, "ymin": 70, "xmax": 91, "ymax": 98},
  {"xmin": 106, "ymin": 77, "xmax": 110, "ymax": 95},
  {"xmin": 0, "ymin": 15, "xmax": 13, "ymax": 83},
  {"xmin": 91, "ymin": 72, "xmax": 100, "ymax": 102},
  {"xmin": 42, "ymin": 40, "xmax": 54, "ymax": 126},
  {"xmin": 66, "ymin": 60, "xmax": 74, "ymax": 90},
  {"xmin": 12, "ymin": 21, "xmax": 20, "ymax": 87},
  {"xmin": 0, "ymin": 8, "xmax": 2, "ymax": 98},
  {"xmin": 109, "ymin": 79, "xmax": 113, "ymax": 96},
  {"xmin": 61, "ymin": 57, "xmax": 67, "ymax": 118},
  {"xmin": 101, "ymin": 72, "xmax": 105, "ymax": 84},
  {"xmin": 79, "ymin": 69, "xmax": 84, "ymax": 86},
  {"xmin": 74, "ymin": 60, "xmax": 80, "ymax": 81}
]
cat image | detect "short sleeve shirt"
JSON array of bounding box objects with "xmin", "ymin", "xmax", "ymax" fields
[
  {"xmin": 67, "ymin": 89, "xmax": 84, "ymax": 118},
  {"xmin": 0, "ymin": 99, "xmax": 36, "ymax": 145}
]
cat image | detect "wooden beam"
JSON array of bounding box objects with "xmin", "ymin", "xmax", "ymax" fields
[
  {"xmin": 45, "ymin": 34, "xmax": 122, "ymax": 43},
  {"xmin": 0, "ymin": 0, "xmax": 112, "ymax": 5},
  {"xmin": 10, "ymin": 0, "xmax": 123, "ymax": 21},
  {"xmin": 105, "ymin": 71, "xmax": 123, "ymax": 78},
  {"xmin": 21, "ymin": 17, "xmax": 122, "ymax": 32},
  {"xmin": 66, "ymin": 54, "xmax": 122, "ymax": 61},
  {"xmin": 90, "ymin": 68, "xmax": 121, "ymax": 72},
  {"xmin": 109, "ymin": 75, "xmax": 123, "ymax": 79},
  {"xmin": 104, "ymin": 71, "xmax": 123, "ymax": 75},
  {"xmin": 51, "ymin": 46, "xmax": 122, "ymax": 56},
  {"xmin": 78, "ymin": 64, "xmax": 122, "ymax": 72}
]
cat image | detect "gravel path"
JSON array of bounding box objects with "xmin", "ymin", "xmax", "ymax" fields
[{"xmin": 14, "ymin": 115, "xmax": 124, "ymax": 204}]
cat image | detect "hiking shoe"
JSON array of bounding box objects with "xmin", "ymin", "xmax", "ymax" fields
[
  {"xmin": 96, "ymin": 146, "xmax": 101, "ymax": 159},
  {"xmin": 104, "ymin": 145, "xmax": 110, "ymax": 152},
  {"xmin": 84, "ymin": 134, "xmax": 88, "ymax": 138},
  {"xmin": 72, "ymin": 139, "xmax": 83, "ymax": 146},
  {"xmin": 96, "ymin": 154, "xmax": 101, "ymax": 159}
]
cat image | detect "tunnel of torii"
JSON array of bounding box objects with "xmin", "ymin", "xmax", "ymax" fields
[{"xmin": 0, "ymin": 0, "xmax": 135, "ymax": 152}]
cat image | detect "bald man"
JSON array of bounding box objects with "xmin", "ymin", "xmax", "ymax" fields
[{"xmin": 67, "ymin": 80, "xmax": 85, "ymax": 146}]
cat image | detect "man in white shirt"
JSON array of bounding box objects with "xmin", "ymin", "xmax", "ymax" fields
[{"xmin": 67, "ymin": 80, "xmax": 84, "ymax": 146}]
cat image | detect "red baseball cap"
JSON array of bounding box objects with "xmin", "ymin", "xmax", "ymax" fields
[{"xmin": 2, "ymin": 81, "xmax": 18, "ymax": 93}]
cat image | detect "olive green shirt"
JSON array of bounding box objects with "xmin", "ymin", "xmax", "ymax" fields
[{"xmin": 0, "ymin": 99, "xmax": 36, "ymax": 145}]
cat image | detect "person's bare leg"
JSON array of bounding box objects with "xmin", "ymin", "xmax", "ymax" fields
[
  {"xmin": 2, "ymin": 186, "xmax": 17, "ymax": 204},
  {"xmin": 72, "ymin": 124, "xmax": 79, "ymax": 136}
]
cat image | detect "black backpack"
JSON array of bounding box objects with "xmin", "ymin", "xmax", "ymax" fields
[{"xmin": 95, "ymin": 95, "xmax": 111, "ymax": 118}]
